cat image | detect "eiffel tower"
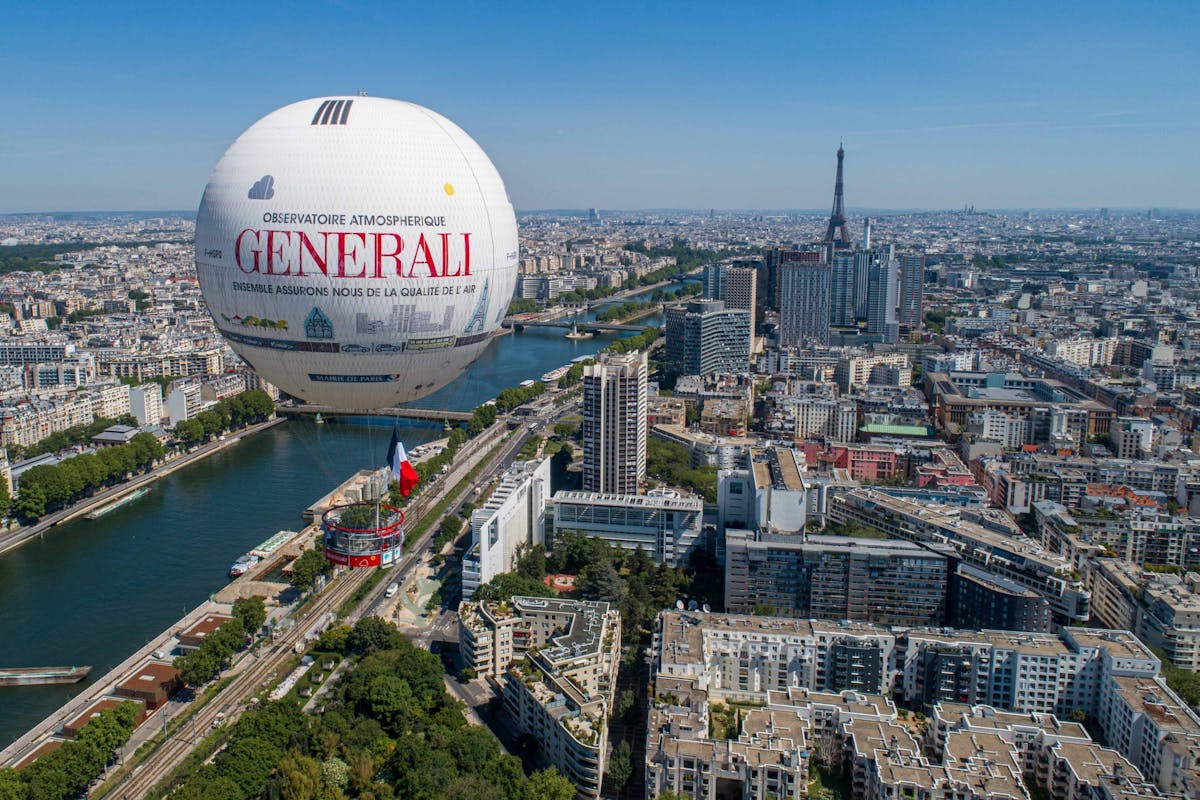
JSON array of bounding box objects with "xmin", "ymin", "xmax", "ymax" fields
[
  {"xmin": 822, "ymin": 143, "xmax": 853, "ymax": 249},
  {"xmin": 463, "ymin": 277, "xmax": 490, "ymax": 334}
]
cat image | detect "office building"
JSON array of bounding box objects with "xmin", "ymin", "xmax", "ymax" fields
[
  {"xmin": 724, "ymin": 530, "xmax": 949, "ymax": 626},
  {"xmin": 703, "ymin": 260, "xmax": 758, "ymax": 314},
  {"xmin": 461, "ymin": 457, "xmax": 552, "ymax": 599},
  {"xmin": 582, "ymin": 351, "xmax": 647, "ymax": 494},
  {"xmin": 551, "ymin": 488, "xmax": 703, "ymax": 566},
  {"xmin": 716, "ymin": 446, "xmax": 809, "ymax": 534},
  {"xmin": 778, "ymin": 261, "xmax": 831, "ymax": 346},
  {"xmin": 867, "ymin": 252, "xmax": 899, "ymax": 344},
  {"xmin": 829, "ymin": 252, "xmax": 857, "ymax": 327},
  {"xmin": 897, "ymin": 252, "xmax": 925, "ymax": 333},
  {"xmin": 663, "ymin": 299, "xmax": 751, "ymax": 380},
  {"xmin": 763, "ymin": 248, "xmax": 822, "ymax": 316}
]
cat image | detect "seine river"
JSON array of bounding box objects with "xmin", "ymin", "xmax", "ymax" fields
[{"xmin": 0, "ymin": 297, "xmax": 666, "ymax": 744}]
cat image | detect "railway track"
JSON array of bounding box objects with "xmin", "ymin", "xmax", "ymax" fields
[
  {"xmin": 104, "ymin": 567, "xmax": 369, "ymax": 799},
  {"xmin": 98, "ymin": 421, "xmax": 516, "ymax": 800}
]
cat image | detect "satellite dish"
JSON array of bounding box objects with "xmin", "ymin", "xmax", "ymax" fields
[
  {"xmin": 687, "ymin": 600, "xmax": 699, "ymax": 611},
  {"xmin": 675, "ymin": 600, "xmax": 685, "ymax": 610},
  {"xmin": 702, "ymin": 603, "xmax": 711, "ymax": 614}
]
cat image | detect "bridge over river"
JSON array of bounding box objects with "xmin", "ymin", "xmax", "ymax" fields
[
  {"xmin": 500, "ymin": 318, "xmax": 647, "ymax": 333},
  {"xmin": 276, "ymin": 405, "xmax": 473, "ymax": 422}
]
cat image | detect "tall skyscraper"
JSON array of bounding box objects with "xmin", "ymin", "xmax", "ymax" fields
[
  {"xmin": 898, "ymin": 253, "xmax": 925, "ymax": 334},
  {"xmin": 822, "ymin": 144, "xmax": 853, "ymax": 249},
  {"xmin": 853, "ymin": 249, "xmax": 873, "ymax": 322},
  {"xmin": 867, "ymin": 253, "xmax": 899, "ymax": 344},
  {"xmin": 582, "ymin": 351, "xmax": 647, "ymax": 494},
  {"xmin": 723, "ymin": 261, "xmax": 759, "ymax": 318},
  {"xmin": 779, "ymin": 261, "xmax": 831, "ymax": 346},
  {"xmin": 762, "ymin": 247, "xmax": 822, "ymax": 315},
  {"xmin": 830, "ymin": 252, "xmax": 857, "ymax": 328},
  {"xmin": 665, "ymin": 299, "xmax": 751, "ymax": 379}
]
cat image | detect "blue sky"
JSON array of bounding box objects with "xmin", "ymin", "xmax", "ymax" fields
[{"xmin": 1, "ymin": 1, "xmax": 1195, "ymax": 212}]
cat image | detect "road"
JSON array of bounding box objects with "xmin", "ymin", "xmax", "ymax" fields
[{"xmin": 92, "ymin": 394, "xmax": 579, "ymax": 799}]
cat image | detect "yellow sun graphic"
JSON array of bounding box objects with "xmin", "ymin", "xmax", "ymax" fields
[{"xmin": 443, "ymin": 183, "xmax": 455, "ymax": 196}]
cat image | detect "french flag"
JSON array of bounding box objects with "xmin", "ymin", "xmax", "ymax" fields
[{"xmin": 386, "ymin": 425, "xmax": 420, "ymax": 497}]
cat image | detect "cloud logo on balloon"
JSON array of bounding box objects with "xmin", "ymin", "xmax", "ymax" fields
[{"xmin": 248, "ymin": 175, "xmax": 275, "ymax": 200}]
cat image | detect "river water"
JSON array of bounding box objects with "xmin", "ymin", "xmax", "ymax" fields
[{"xmin": 0, "ymin": 295, "xmax": 666, "ymax": 744}]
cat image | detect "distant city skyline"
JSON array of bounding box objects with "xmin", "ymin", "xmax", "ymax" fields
[{"xmin": 1, "ymin": 1, "xmax": 1196, "ymax": 212}]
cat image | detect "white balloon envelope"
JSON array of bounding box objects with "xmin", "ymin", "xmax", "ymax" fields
[{"xmin": 195, "ymin": 96, "xmax": 518, "ymax": 409}]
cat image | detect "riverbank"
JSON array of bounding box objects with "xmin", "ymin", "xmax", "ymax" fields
[
  {"xmin": 597, "ymin": 303, "xmax": 665, "ymax": 326},
  {"xmin": 0, "ymin": 416, "xmax": 286, "ymax": 558}
]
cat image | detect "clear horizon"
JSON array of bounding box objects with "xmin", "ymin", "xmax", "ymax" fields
[{"xmin": 1, "ymin": 1, "xmax": 1195, "ymax": 213}]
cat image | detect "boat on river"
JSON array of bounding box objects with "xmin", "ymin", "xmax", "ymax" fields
[
  {"xmin": 86, "ymin": 488, "xmax": 150, "ymax": 519},
  {"xmin": 229, "ymin": 553, "xmax": 261, "ymax": 578},
  {"xmin": 0, "ymin": 666, "xmax": 91, "ymax": 686}
]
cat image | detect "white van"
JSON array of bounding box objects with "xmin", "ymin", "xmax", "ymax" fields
[{"xmin": 385, "ymin": 582, "xmax": 400, "ymax": 598}]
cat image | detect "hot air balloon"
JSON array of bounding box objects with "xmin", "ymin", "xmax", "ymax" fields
[{"xmin": 194, "ymin": 96, "xmax": 518, "ymax": 409}]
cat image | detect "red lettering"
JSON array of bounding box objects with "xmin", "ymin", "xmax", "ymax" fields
[
  {"xmin": 373, "ymin": 233, "xmax": 404, "ymax": 278},
  {"xmin": 235, "ymin": 229, "xmax": 262, "ymax": 273},
  {"xmin": 336, "ymin": 232, "xmax": 367, "ymax": 278},
  {"xmin": 439, "ymin": 233, "xmax": 458, "ymax": 277},
  {"xmin": 411, "ymin": 234, "xmax": 437, "ymax": 278},
  {"xmin": 265, "ymin": 230, "xmax": 292, "ymax": 275},
  {"xmin": 297, "ymin": 231, "xmax": 328, "ymax": 276},
  {"xmin": 232, "ymin": 229, "xmax": 475, "ymax": 279}
]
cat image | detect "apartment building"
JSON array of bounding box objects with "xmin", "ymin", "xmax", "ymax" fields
[
  {"xmin": 459, "ymin": 597, "xmax": 621, "ymax": 799},
  {"xmin": 830, "ymin": 489, "xmax": 1091, "ymax": 624},
  {"xmin": 646, "ymin": 611, "xmax": 1172, "ymax": 799}
]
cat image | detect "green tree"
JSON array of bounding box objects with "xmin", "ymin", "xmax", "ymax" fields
[
  {"xmin": 346, "ymin": 616, "xmax": 404, "ymax": 656},
  {"xmin": 515, "ymin": 543, "xmax": 548, "ymax": 580},
  {"xmin": 175, "ymin": 418, "xmax": 205, "ymax": 446},
  {"xmin": 617, "ymin": 689, "xmax": 637, "ymax": 721},
  {"xmin": 471, "ymin": 572, "xmax": 555, "ymax": 603},
  {"xmin": 608, "ymin": 739, "xmax": 633, "ymax": 791},
  {"xmin": 439, "ymin": 514, "xmax": 463, "ymax": 541},
  {"xmin": 0, "ymin": 769, "xmax": 28, "ymax": 800},
  {"xmin": 195, "ymin": 409, "xmax": 223, "ymax": 440},
  {"xmin": 525, "ymin": 769, "xmax": 575, "ymax": 800},
  {"xmin": 292, "ymin": 548, "xmax": 331, "ymax": 590},
  {"xmin": 579, "ymin": 560, "xmax": 627, "ymax": 604},
  {"xmin": 277, "ymin": 750, "xmax": 322, "ymax": 800},
  {"xmin": 317, "ymin": 624, "xmax": 353, "ymax": 654},
  {"xmin": 232, "ymin": 596, "xmax": 267, "ymax": 635},
  {"xmin": 14, "ymin": 483, "xmax": 46, "ymax": 521}
]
